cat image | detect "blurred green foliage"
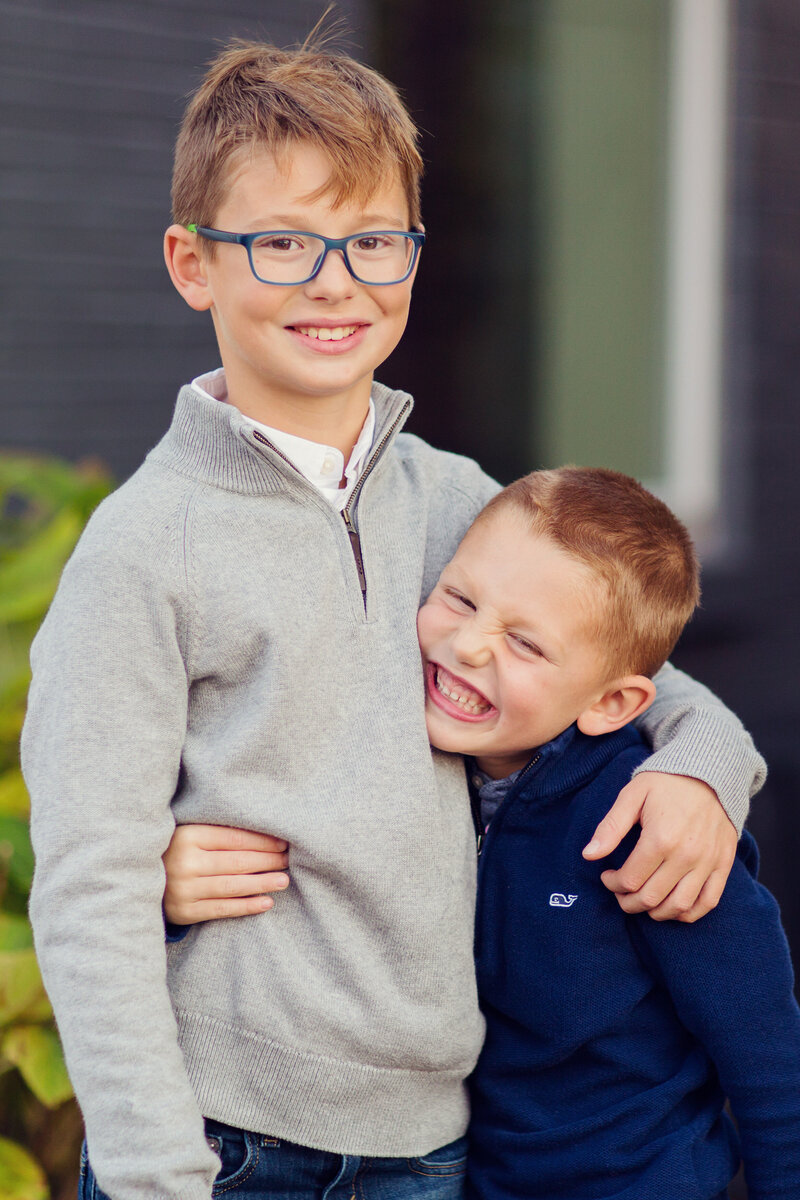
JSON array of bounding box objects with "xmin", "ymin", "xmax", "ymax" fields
[{"xmin": 0, "ymin": 454, "xmax": 112, "ymax": 1200}]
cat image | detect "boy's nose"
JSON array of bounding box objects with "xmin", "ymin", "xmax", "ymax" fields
[
  {"xmin": 451, "ymin": 621, "xmax": 491, "ymax": 667},
  {"xmin": 302, "ymin": 248, "xmax": 358, "ymax": 301}
]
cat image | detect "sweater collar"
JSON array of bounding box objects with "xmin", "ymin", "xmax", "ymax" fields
[
  {"xmin": 501, "ymin": 722, "xmax": 644, "ymax": 802},
  {"xmin": 147, "ymin": 379, "xmax": 413, "ymax": 496}
]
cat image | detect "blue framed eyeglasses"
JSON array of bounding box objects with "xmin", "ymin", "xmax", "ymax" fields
[{"xmin": 187, "ymin": 225, "xmax": 425, "ymax": 286}]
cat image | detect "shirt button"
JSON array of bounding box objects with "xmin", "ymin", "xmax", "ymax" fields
[
  {"xmin": 322, "ymin": 455, "xmax": 337, "ymax": 475},
  {"xmin": 472, "ymin": 775, "xmax": 483, "ymax": 789}
]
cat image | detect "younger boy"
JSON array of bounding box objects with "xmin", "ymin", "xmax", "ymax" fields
[
  {"xmin": 419, "ymin": 467, "xmax": 800, "ymax": 1198},
  {"xmin": 22, "ymin": 39, "xmax": 764, "ymax": 1200}
]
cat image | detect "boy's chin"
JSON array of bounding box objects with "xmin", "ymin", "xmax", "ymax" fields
[{"xmin": 424, "ymin": 714, "xmax": 477, "ymax": 756}]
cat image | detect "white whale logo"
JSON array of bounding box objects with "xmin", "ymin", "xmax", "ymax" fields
[{"xmin": 549, "ymin": 893, "xmax": 578, "ymax": 908}]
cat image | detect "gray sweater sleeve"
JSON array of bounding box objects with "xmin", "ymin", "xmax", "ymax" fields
[
  {"xmin": 634, "ymin": 661, "xmax": 767, "ymax": 834},
  {"xmin": 23, "ymin": 539, "xmax": 220, "ymax": 1200}
]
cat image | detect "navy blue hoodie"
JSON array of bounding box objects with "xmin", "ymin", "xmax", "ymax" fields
[{"xmin": 468, "ymin": 723, "xmax": 800, "ymax": 1200}]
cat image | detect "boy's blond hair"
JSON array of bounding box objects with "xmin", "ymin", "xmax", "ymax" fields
[
  {"xmin": 479, "ymin": 467, "xmax": 700, "ymax": 679},
  {"xmin": 171, "ymin": 38, "xmax": 423, "ymax": 241}
]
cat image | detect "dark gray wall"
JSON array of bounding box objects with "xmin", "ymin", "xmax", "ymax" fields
[
  {"xmin": 670, "ymin": 0, "xmax": 800, "ymax": 975},
  {"xmin": 1, "ymin": 0, "xmax": 368, "ymax": 479}
]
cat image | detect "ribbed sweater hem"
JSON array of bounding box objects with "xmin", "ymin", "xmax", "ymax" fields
[{"xmin": 176, "ymin": 1009, "xmax": 472, "ymax": 1157}]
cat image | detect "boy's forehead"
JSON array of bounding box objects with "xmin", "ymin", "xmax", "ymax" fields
[
  {"xmin": 216, "ymin": 140, "xmax": 410, "ymax": 226},
  {"xmin": 456, "ymin": 510, "xmax": 609, "ymax": 629}
]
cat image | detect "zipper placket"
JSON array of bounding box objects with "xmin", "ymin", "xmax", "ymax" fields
[
  {"xmin": 250, "ymin": 401, "xmax": 410, "ymax": 611},
  {"xmin": 251, "ymin": 429, "xmax": 306, "ymax": 475},
  {"xmin": 339, "ymin": 400, "xmax": 411, "ymax": 610},
  {"xmin": 473, "ymin": 751, "xmax": 542, "ymax": 960},
  {"xmin": 474, "ymin": 752, "xmax": 542, "ymax": 859}
]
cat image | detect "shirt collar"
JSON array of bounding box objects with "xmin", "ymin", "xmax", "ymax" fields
[{"xmin": 191, "ymin": 368, "xmax": 376, "ymax": 508}]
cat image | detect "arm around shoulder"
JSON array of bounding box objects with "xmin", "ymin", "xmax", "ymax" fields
[
  {"xmin": 586, "ymin": 663, "xmax": 764, "ymax": 920},
  {"xmin": 635, "ymin": 661, "xmax": 766, "ymax": 834}
]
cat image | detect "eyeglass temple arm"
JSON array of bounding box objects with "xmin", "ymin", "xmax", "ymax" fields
[{"xmin": 186, "ymin": 225, "xmax": 243, "ymax": 245}]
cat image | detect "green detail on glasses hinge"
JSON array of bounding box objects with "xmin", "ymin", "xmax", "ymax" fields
[{"xmin": 187, "ymin": 224, "xmax": 198, "ymax": 232}]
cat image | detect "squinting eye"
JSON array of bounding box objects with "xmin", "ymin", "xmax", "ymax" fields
[
  {"xmin": 443, "ymin": 587, "xmax": 475, "ymax": 611},
  {"xmin": 511, "ymin": 635, "xmax": 541, "ymax": 656}
]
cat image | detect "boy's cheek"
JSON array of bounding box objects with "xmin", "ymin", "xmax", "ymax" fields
[{"xmin": 415, "ymin": 601, "xmax": 440, "ymax": 655}]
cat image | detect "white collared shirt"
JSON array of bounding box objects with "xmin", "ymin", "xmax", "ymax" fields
[{"xmin": 192, "ymin": 368, "xmax": 375, "ymax": 511}]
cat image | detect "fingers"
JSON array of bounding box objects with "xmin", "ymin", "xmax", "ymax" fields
[
  {"xmin": 602, "ymin": 860, "xmax": 702, "ymax": 916},
  {"xmin": 589, "ymin": 771, "xmax": 740, "ymax": 921},
  {"xmin": 605, "ymin": 863, "xmax": 731, "ymax": 924},
  {"xmin": 167, "ymin": 866, "xmax": 289, "ymax": 907},
  {"xmin": 670, "ymin": 867, "xmax": 731, "ymax": 923},
  {"xmin": 165, "ymin": 891, "xmax": 279, "ymax": 924},
  {"xmin": 185, "ymin": 825, "xmax": 288, "ymax": 853},
  {"xmin": 582, "ymin": 779, "xmax": 646, "ymax": 859},
  {"xmin": 192, "ymin": 895, "xmax": 280, "ymax": 920},
  {"xmin": 189, "ymin": 848, "xmax": 289, "ymax": 877},
  {"xmin": 600, "ymin": 857, "xmax": 682, "ymax": 911},
  {"xmin": 599, "ymin": 816, "xmax": 736, "ymax": 922},
  {"xmin": 185, "ymin": 870, "xmax": 290, "ymax": 901},
  {"xmin": 163, "ymin": 870, "xmax": 290, "ymax": 924},
  {"xmin": 599, "ymin": 811, "xmax": 701, "ymax": 890}
]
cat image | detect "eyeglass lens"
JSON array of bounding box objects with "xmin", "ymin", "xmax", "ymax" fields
[{"xmin": 249, "ymin": 232, "xmax": 415, "ymax": 284}]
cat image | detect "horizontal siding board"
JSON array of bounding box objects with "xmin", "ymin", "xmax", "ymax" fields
[
  {"xmin": 0, "ymin": 1, "xmax": 324, "ymax": 49},
  {"xmin": 0, "ymin": 130, "xmax": 172, "ymax": 174},
  {"xmin": 4, "ymin": 288, "xmax": 193, "ymax": 324}
]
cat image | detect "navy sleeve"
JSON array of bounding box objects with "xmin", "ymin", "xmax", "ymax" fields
[
  {"xmin": 165, "ymin": 920, "xmax": 189, "ymax": 943},
  {"xmin": 626, "ymin": 832, "xmax": 800, "ymax": 1198}
]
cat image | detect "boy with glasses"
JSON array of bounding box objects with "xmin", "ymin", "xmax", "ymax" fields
[{"xmin": 23, "ymin": 38, "xmax": 763, "ymax": 1200}]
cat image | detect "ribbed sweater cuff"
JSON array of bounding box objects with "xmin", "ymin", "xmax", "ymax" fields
[{"xmin": 633, "ymin": 711, "xmax": 767, "ymax": 834}]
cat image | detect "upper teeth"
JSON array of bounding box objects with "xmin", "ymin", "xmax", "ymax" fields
[
  {"xmin": 297, "ymin": 325, "xmax": 358, "ymax": 341},
  {"xmin": 436, "ymin": 672, "xmax": 490, "ymax": 714}
]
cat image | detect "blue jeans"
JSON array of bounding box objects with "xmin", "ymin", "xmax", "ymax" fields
[{"xmin": 79, "ymin": 1119, "xmax": 468, "ymax": 1199}]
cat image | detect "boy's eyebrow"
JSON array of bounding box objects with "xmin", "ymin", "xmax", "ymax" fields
[{"xmin": 245, "ymin": 212, "xmax": 409, "ymax": 231}]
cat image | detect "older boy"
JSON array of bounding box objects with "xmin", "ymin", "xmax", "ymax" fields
[
  {"xmin": 22, "ymin": 39, "xmax": 763, "ymax": 1200},
  {"xmin": 418, "ymin": 468, "xmax": 799, "ymax": 1199}
]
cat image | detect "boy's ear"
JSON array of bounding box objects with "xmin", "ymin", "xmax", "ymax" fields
[
  {"xmin": 576, "ymin": 675, "xmax": 657, "ymax": 737},
  {"xmin": 163, "ymin": 225, "xmax": 214, "ymax": 312}
]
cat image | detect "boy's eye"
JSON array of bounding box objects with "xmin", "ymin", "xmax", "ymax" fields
[
  {"xmin": 252, "ymin": 234, "xmax": 306, "ymax": 253},
  {"xmin": 351, "ymin": 234, "xmax": 396, "ymax": 254},
  {"xmin": 510, "ymin": 634, "xmax": 542, "ymax": 656},
  {"xmin": 443, "ymin": 587, "xmax": 475, "ymax": 611}
]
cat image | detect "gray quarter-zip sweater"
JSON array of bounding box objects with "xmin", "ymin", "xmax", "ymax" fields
[{"xmin": 23, "ymin": 382, "xmax": 765, "ymax": 1200}]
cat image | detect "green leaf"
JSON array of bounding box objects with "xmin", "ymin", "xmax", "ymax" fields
[
  {"xmin": 0, "ymin": 914, "xmax": 33, "ymax": 951},
  {"xmin": 0, "ymin": 708, "xmax": 25, "ymax": 763},
  {"xmin": 0, "ymin": 1136, "xmax": 48, "ymax": 1200},
  {"xmin": 0, "ymin": 949, "xmax": 49, "ymax": 1026},
  {"xmin": 0, "ymin": 452, "xmax": 110, "ymax": 518},
  {"xmin": 0, "ymin": 770, "xmax": 30, "ymax": 819},
  {"xmin": 0, "ymin": 816, "xmax": 34, "ymax": 891},
  {"xmin": 1, "ymin": 1025, "xmax": 73, "ymax": 1108},
  {"xmin": 0, "ymin": 509, "xmax": 83, "ymax": 624},
  {"xmin": 0, "ymin": 620, "xmax": 36, "ymax": 695}
]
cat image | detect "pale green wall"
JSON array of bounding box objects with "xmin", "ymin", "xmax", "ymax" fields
[{"xmin": 533, "ymin": 0, "xmax": 670, "ymax": 477}]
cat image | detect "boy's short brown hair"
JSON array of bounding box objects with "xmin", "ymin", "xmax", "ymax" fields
[
  {"xmin": 478, "ymin": 467, "xmax": 700, "ymax": 679},
  {"xmin": 171, "ymin": 38, "xmax": 423, "ymax": 239}
]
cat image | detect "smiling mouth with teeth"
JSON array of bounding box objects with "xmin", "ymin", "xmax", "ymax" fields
[
  {"xmin": 293, "ymin": 325, "xmax": 359, "ymax": 341},
  {"xmin": 429, "ymin": 663, "xmax": 494, "ymax": 720}
]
